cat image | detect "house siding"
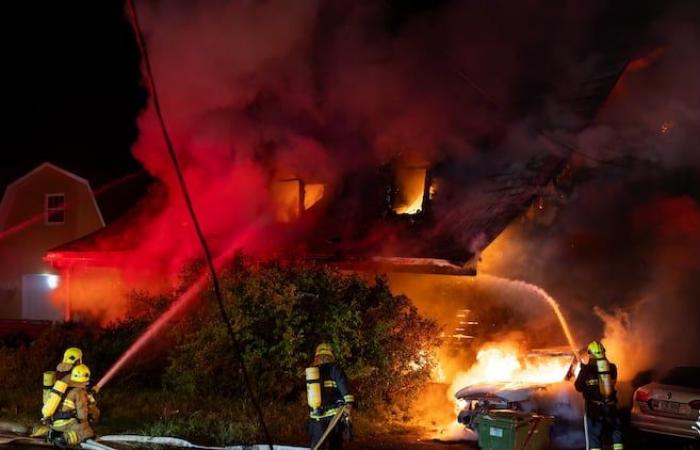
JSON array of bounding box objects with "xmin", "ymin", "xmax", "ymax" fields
[{"xmin": 0, "ymin": 164, "xmax": 104, "ymax": 319}]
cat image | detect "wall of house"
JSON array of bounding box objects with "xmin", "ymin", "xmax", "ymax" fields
[{"xmin": 0, "ymin": 166, "xmax": 104, "ymax": 319}]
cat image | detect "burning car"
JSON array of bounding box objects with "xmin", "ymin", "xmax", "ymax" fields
[
  {"xmin": 454, "ymin": 348, "xmax": 577, "ymax": 427},
  {"xmin": 452, "ymin": 346, "xmax": 585, "ymax": 448}
]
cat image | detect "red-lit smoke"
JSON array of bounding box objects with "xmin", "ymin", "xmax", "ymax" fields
[
  {"xmin": 51, "ymin": 0, "xmax": 592, "ymax": 305},
  {"xmin": 51, "ymin": 0, "xmax": 700, "ymax": 347}
]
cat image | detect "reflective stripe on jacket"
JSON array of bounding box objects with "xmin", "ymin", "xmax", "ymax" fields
[
  {"xmin": 574, "ymin": 360, "xmax": 618, "ymax": 416},
  {"xmin": 52, "ymin": 386, "xmax": 90, "ymax": 424},
  {"xmin": 309, "ymin": 362, "xmax": 354, "ymax": 419}
]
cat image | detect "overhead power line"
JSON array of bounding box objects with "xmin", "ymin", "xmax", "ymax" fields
[{"xmin": 124, "ymin": 1, "xmax": 274, "ymax": 448}]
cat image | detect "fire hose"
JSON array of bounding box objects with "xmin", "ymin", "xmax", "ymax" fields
[{"xmin": 311, "ymin": 405, "xmax": 349, "ymax": 450}]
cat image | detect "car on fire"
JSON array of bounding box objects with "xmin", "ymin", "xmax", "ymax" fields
[
  {"xmin": 454, "ymin": 348, "xmax": 583, "ymax": 448},
  {"xmin": 631, "ymin": 366, "xmax": 700, "ymax": 441},
  {"xmin": 455, "ymin": 348, "xmax": 578, "ymax": 428}
]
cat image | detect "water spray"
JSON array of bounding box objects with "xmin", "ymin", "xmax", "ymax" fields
[
  {"xmin": 480, "ymin": 274, "xmax": 580, "ymax": 361},
  {"xmin": 94, "ymin": 223, "xmax": 259, "ymax": 391},
  {"xmin": 118, "ymin": 2, "xmax": 274, "ymax": 448}
]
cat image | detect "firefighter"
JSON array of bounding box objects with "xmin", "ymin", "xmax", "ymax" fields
[
  {"xmin": 44, "ymin": 364, "xmax": 96, "ymax": 448},
  {"xmin": 44, "ymin": 348, "xmax": 84, "ymax": 403},
  {"xmin": 575, "ymin": 341, "xmax": 624, "ymax": 450},
  {"xmin": 33, "ymin": 348, "xmax": 85, "ymax": 438},
  {"xmin": 306, "ymin": 343, "xmax": 354, "ymax": 450}
]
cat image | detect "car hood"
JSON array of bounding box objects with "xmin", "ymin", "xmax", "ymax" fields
[{"xmin": 455, "ymin": 382, "xmax": 547, "ymax": 403}]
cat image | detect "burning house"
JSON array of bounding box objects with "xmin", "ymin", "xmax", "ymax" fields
[
  {"xmin": 43, "ymin": 152, "xmax": 571, "ymax": 319},
  {"xmin": 0, "ymin": 2, "xmax": 697, "ymax": 449},
  {"xmin": 40, "ymin": 41, "xmax": 632, "ymax": 322}
]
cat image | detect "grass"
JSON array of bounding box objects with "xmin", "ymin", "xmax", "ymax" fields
[
  {"xmin": 0, "ymin": 385, "xmax": 428, "ymax": 447},
  {"xmin": 1, "ymin": 387, "xmax": 309, "ymax": 446}
]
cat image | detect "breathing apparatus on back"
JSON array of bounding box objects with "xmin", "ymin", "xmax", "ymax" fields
[
  {"xmin": 306, "ymin": 343, "xmax": 336, "ymax": 413},
  {"xmin": 587, "ymin": 341, "xmax": 615, "ymax": 399}
]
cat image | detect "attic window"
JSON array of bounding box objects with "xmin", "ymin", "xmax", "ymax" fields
[
  {"xmin": 272, "ymin": 179, "xmax": 301, "ymax": 223},
  {"xmin": 393, "ymin": 166, "xmax": 427, "ymax": 215},
  {"xmin": 271, "ymin": 179, "xmax": 326, "ymax": 222},
  {"xmin": 45, "ymin": 194, "xmax": 65, "ymax": 225}
]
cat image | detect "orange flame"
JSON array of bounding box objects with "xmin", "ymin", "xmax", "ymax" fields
[
  {"xmin": 430, "ymin": 341, "xmax": 574, "ymax": 440},
  {"xmin": 449, "ymin": 342, "xmax": 572, "ymax": 395}
]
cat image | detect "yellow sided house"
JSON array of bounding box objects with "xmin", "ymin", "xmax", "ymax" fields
[{"xmin": 0, "ymin": 163, "xmax": 104, "ymax": 321}]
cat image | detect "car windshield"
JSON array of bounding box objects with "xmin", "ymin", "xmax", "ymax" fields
[{"xmin": 659, "ymin": 367, "xmax": 700, "ymax": 389}]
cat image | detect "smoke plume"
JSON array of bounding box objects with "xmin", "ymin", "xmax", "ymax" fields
[{"xmin": 120, "ymin": 0, "xmax": 622, "ymax": 271}]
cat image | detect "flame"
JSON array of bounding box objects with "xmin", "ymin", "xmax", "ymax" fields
[
  {"xmin": 303, "ymin": 183, "xmax": 325, "ymax": 210},
  {"xmin": 271, "ymin": 179, "xmax": 301, "ymax": 222},
  {"xmin": 660, "ymin": 120, "xmax": 675, "ymax": 134},
  {"xmin": 428, "ymin": 341, "xmax": 574, "ymax": 440},
  {"xmin": 393, "ymin": 167, "xmax": 427, "ymax": 215},
  {"xmin": 396, "ymin": 193, "xmax": 425, "ymax": 215},
  {"xmin": 449, "ymin": 342, "xmax": 572, "ymax": 394}
]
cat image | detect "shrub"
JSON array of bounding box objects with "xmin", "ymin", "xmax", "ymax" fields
[{"xmin": 165, "ymin": 262, "xmax": 441, "ymax": 411}]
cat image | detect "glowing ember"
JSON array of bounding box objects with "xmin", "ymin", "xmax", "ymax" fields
[
  {"xmin": 660, "ymin": 120, "xmax": 675, "ymax": 134},
  {"xmin": 429, "ymin": 179, "xmax": 438, "ymax": 200}
]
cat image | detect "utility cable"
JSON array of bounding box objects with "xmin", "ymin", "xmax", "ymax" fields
[{"xmin": 124, "ymin": 1, "xmax": 274, "ymax": 448}]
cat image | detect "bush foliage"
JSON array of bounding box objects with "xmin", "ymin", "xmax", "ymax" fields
[{"xmin": 166, "ymin": 263, "xmax": 440, "ymax": 409}]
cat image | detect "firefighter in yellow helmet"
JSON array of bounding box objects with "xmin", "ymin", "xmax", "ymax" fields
[
  {"xmin": 44, "ymin": 364, "xmax": 96, "ymax": 448},
  {"xmin": 575, "ymin": 341, "xmax": 624, "ymax": 450},
  {"xmin": 43, "ymin": 348, "xmax": 83, "ymax": 404},
  {"xmin": 33, "ymin": 348, "xmax": 85, "ymax": 438},
  {"xmin": 306, "ymin": 343, "xmax": 354, "ymax": 450}
]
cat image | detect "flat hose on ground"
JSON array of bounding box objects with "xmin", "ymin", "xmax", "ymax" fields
[{"xmin": 98, "ymin": 435, "xmax": 306, "ymax": 450}]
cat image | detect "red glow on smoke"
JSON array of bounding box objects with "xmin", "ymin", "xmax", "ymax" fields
[
  {"xmin": 96, "ymin": 221, "xmax": 262, "ymax": 390},
  {"xmin": 632, "ymin": 196, "xmax": 700, "ymax": 270},
  {"xmin": 627, "ymin": 47, "xmax": 668, "ymax": 72},
  {"xmin": 606, "ymin": 47, "xmax": 668, "ymax": 102}
]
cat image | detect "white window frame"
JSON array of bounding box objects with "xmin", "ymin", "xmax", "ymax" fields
[{"xmin": 45, "ymin": 193, "xmax": 66, "ymax": 225}]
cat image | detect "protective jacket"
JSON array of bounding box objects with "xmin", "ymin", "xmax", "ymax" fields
[
  {"xmin": 49, "ymin": 381, "xmax": 95, "ymax": 445},
  {"xmin": 309, "ymin": 363, "xmax": 354, "ymax": 419},
  {"xmin": 575, "ymin": 359, "xmax": 618, "ymax": 416}
]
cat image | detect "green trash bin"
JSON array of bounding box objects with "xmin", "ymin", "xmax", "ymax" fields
[{"xmin": 473, "ymin": 409, "xmax": 554, "ymax": 450}]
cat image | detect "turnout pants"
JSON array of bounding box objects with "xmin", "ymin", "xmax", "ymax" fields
[
  {"xmin": 309, "ymin": 416, "xmax": 343, "ymax": 450},
  {"xmin": 51, "ymin": 419, "xmax": 95, "ymax": 446},
  {"xmin": 586, "ymin": 410, "xmax": 623, "ymax": 450}
]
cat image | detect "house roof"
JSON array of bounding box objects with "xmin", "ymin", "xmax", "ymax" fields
[{"xmin": 0, "ymin": 162, "xmax": 105, "ymax": 229}]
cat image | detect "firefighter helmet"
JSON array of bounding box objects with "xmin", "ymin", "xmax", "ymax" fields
[
  {"xmin": 62, "ymin": 347, "xmax": 83, "ymax": 365},
  {"xmin": 315, "ymin": 343, "xmax": 334, "ymax": 358},
  {"xmin": 70, "ymin": 364, "xmax": 91, "ymax": 384},
  {"xmin": 587, "ymin": 341, "xmax": 606, "ymax": 359}
]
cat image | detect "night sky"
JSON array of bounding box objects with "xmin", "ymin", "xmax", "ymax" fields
[{"xmin": 1, "ymin": 1, "xmax": 147, "ymax": 220}]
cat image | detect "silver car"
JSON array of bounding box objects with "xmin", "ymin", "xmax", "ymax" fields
[{"xmin": 631, "ymin": 366, "xmax": 700, "ymax": 440}]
